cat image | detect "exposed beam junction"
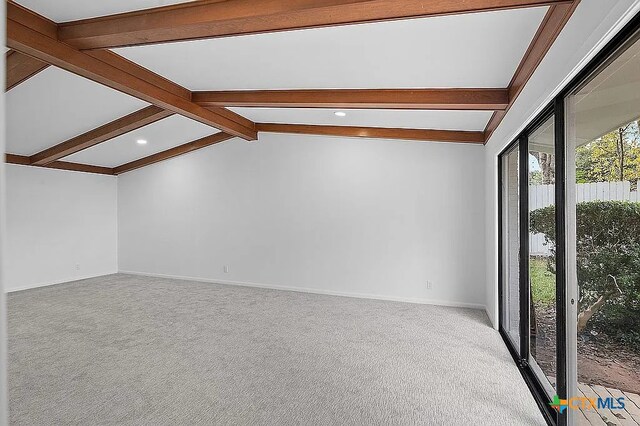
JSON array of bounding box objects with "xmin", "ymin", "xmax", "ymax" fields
[{"xmin": 6, "ymin": 1, "xmax": 257, "ymax": 140}]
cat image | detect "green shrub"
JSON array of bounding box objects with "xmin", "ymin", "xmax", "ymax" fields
[{"xmin": 530, "ymin": 201, "xmax": 640, "ymax": 345}]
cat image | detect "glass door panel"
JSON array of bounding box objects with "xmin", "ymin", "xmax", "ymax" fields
[
  {"xmin": 565, "ymin": 34, "xmax": 640, "ymax": 424},
  {"xmin": 528, "ymin": 115, "xmax": 557, "ymax": 397},
  {"xmin": 501, "ymin": 144, "xmax": 521, "ymax": 352}
]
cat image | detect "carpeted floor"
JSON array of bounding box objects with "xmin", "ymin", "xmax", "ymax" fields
[{"xmin": 8, "ymin": 274, "xmax": 545, "ymax": 425}]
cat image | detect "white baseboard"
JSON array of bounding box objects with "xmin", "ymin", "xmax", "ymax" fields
[
  {"xmin": 485, "ymin": 306, "xmax": 499, "ymax": 330},
  {"xmin": 119, "ymin": 270, "xmax": 486, "ymax": 310},
  {"xmin": 6, "ymin": 272, "xmax": 117, "ymax": 293}
]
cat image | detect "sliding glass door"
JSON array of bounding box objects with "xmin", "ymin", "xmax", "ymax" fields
[
  {"xmin": 528, "ymin": 115, "xmax": 557, "ymax": 399},
  {"xmin": 499, "ymin": 13, "xmax": 640, "ymax": 426},
  {"xmin": 564, "ymin": 31, "xmax": 640, "ymax": 426},
  {"xmin": 499, "ymin": 111, "xmax": 563, "ymax": 425}
]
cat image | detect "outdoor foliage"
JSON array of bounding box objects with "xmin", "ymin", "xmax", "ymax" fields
[
  {"xmin": 576, "ymin": 121, "xmax": 640, "ymax": 186},
  {"xmin": 530, "ymin": 201, "xmax": 640, "ymax": 346},
  {"xmin": 530, "ymin": 258, "xmax": 555, "ymax": 306}
]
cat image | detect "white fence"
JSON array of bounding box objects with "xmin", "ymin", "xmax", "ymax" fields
[{"xmin": 529, "ymin": 181, "xmax": 640, "ymax": 256}]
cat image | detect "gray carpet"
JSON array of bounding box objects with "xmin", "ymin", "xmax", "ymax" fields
[{"xmin": 8, "ymin": 274, "xmax": 545, "ymax": 425}]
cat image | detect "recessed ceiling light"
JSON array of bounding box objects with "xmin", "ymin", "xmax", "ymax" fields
[
  {"xmin": 137, "ymin": 139, "xmax": 148, "ymax": 145},
  {"xmin": 334, "ymin": 111, "xmax": 347, "ymax": 117}
]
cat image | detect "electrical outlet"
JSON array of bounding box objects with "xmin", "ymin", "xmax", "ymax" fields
[
  {"xmin": 75, "ymin": 264, "xmax": 80, "ymax": 271},
  {"xmin": 426, "ymin": 281, "xmax": 433, "ymax": 290},
  {"xmin": 223, "ymin": 265, "xmax": 229, "ymax": 273}
]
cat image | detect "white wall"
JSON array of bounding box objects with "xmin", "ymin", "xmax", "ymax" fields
[
  {"xmin": 484, "ymin": 0, "xmax": 640, "ymax": 328},
  {"xmin": 119, "ymin": 133, "xmax": 486, "ymax": 308},
  {"xmin": 5, "ymin": 165, "xmax": 118, "ymax": 291},
  {"xmin": 0, "ymin": 0, "xmax": 7, "ymax": 421}
]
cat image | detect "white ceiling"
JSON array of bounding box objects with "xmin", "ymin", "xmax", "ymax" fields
[
  {"xmin": 5, "ymin": 3, "xmax": 558, "ymax": 169},
  {"xmin": 7, "ymin": 67, "xmax": 148, "ymax": 156},
  {"xmin": 64, "ymin": 115, "xmax": 217, "ymax": 167},
  {"xmin": 114, "ymin": 7, "xmax": 547, "ymax": 91},
  {"xmin": 231, "ymin": 108, "xmax": 492, "ymax": 131},
  {"xmin": 13, "ymin": 0, "xmax": 194, "ymax": 22}
]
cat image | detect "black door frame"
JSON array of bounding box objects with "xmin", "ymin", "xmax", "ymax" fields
[{"xmin": 497, "ymin": 11, "xmax": 640, "ymax": 426}]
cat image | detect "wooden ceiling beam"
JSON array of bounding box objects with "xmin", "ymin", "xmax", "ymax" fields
[
  {"xmin": 114, "ymin": 132, "xmax": 235, "ymax": 174},
  {"xmin": 257, "ymin": 123, "xmax": 485, "ymax": 144},
  {"xmin": 6, "ymin": 2, "xmax": 257, "ymax": 141},
  {"xmin": 9, "ymin": 2, "xmax": 57, "ymax": 39},
  {"xmin": 86, "ymin": 50, "xmax": 254, "ymax": 130},
  {"xmin": 30, "ymin": 106, "xmax": 174, "ymax": 166},
  {"xmin": 59, "ymin": 0, "xmax": 573, "ymax": 50},
  {"xmin": 6, "ymin": 154, "xmax": 114, "ymax": 175},
  {"xmin": 42, "ymin": 160, "xmax": 115, "ymax": 175},
  {"xmin": 6, "ymin": 49, "xmax": 49, "ymax": 91},
  {"xmin": 484, "ymin": 1, "xmax": 580, "ymax": 141},
  {"xmin": 86, "ymin": 49, "xmax": 191, "ymax": 100},
  {"xmin": 193, "ymin": 88, "xmax": 510, "ymax": 110}
]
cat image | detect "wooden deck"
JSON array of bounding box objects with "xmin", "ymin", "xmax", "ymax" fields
[{"xmin": 576, "ymin": 383, "xmax": 640, "ymax": 426}]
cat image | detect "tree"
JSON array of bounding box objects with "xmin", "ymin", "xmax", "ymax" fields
[
  {"xmin": 576, "ymin": 122, "xmax": 640, "ymax": 186},
  {"xmin": 531, "ymin": 151, "xmax": 555, "ymax": 184}
]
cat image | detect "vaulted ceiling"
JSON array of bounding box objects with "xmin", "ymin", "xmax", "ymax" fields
[{"xmin": 5, "ymin": 0, "xmax": 580, "ymax": 175}]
